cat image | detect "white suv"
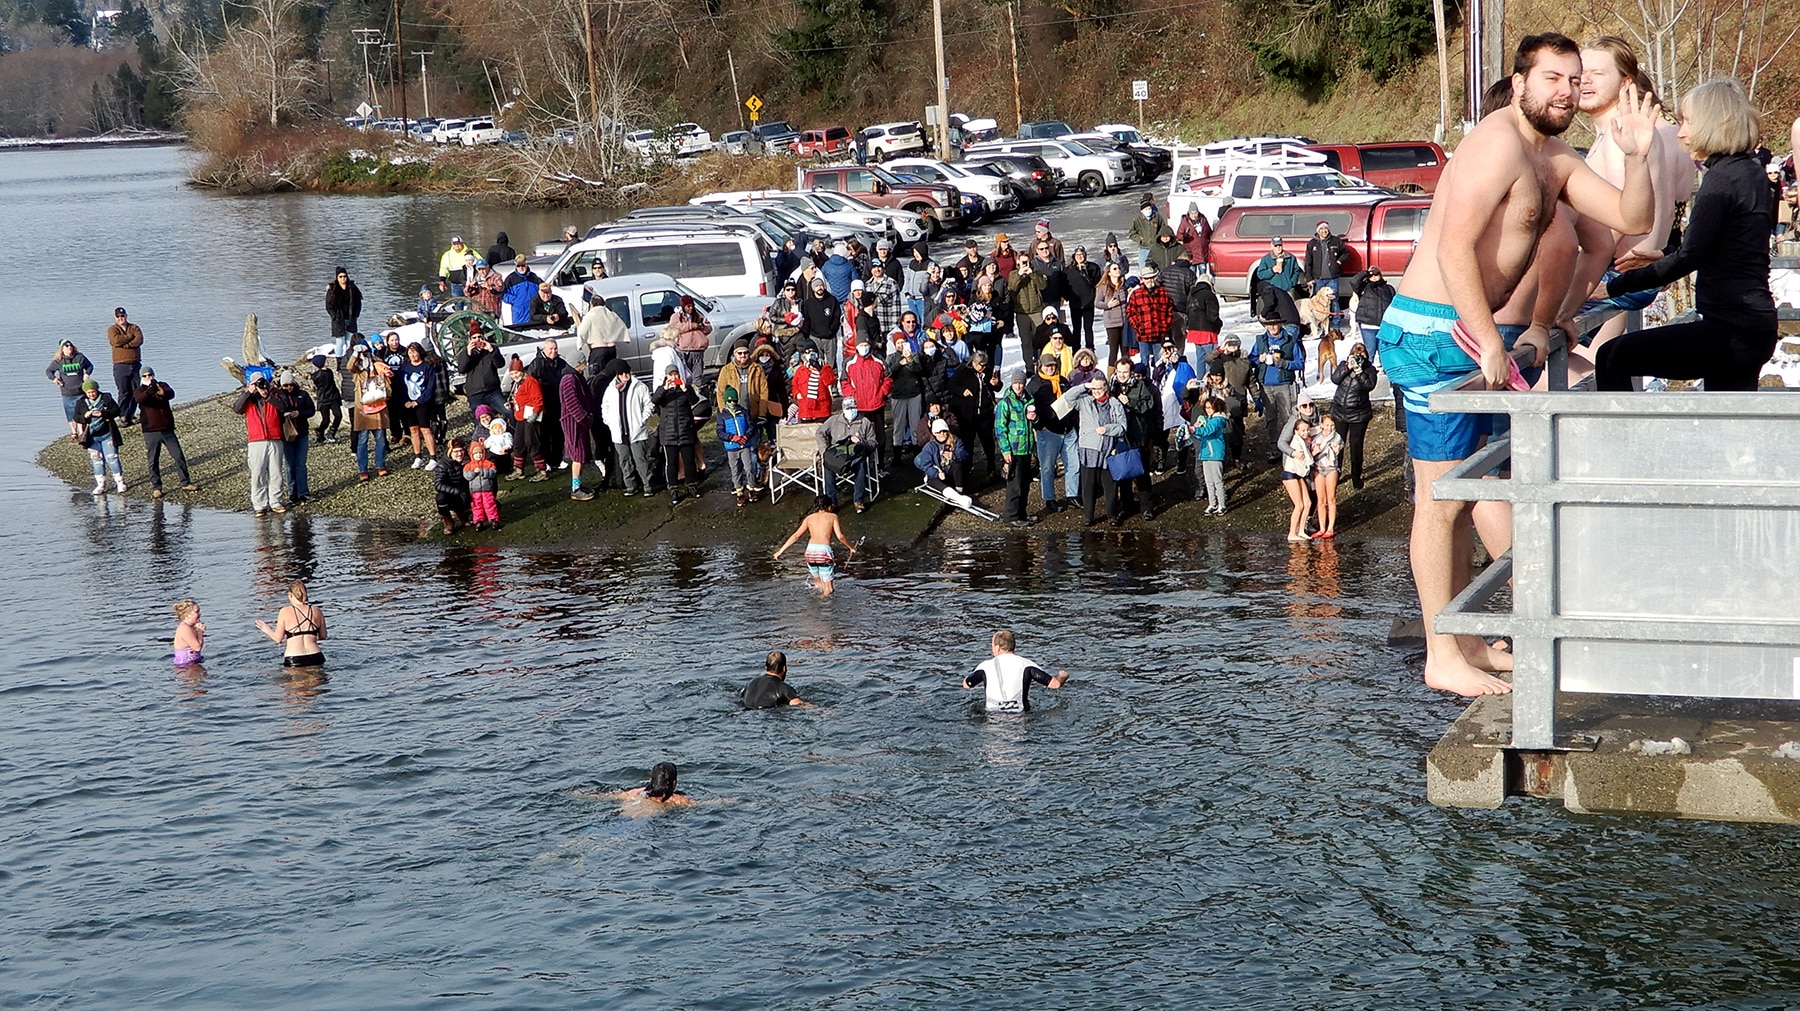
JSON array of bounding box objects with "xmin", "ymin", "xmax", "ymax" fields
[
  {"xmin": 860, "ymin": 121, "xmax": 928, "ymax": 162},
  {"xmin": 965, "ymin": 138, "xmax": 1134, "ymax": 196}
]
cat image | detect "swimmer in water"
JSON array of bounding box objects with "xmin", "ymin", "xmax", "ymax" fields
[
  {"xmin": 773, "ymin": 495, "xmax": 857, "ymax": 596},
  {"xmin": 607, "ymin": 762, "xmax": 694, "ymax": 814},
  {"xmin": 742, "ymin": 650, "xmax": 811, "ymax": 709},
  {"xmin": 171, "ymin": 598, "xmax": 205, "ymax": 666},
  {"xmin": 963, "ymin": 629, "xmax": 1068, "ymax": 713},
  {"xmin": 255, "ymin": 580, "xmax": 327, "ymax": 668}
]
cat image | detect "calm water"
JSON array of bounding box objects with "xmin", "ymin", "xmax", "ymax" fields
[{"xmin": 4, "ymin": 147, "xmax": 1800, "ymax": 1009}]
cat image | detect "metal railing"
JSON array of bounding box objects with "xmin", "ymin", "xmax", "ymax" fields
[{"xmin": 1424, "ymin": 270, "xmax": 1800, "ymax": 750}]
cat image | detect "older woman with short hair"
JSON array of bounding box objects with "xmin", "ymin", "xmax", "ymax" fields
[{"xmin": 1595, "ymin": 78, "xmax": 1778, "ymax": 392}]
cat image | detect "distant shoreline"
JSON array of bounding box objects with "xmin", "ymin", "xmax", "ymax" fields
[{"xmin": 0, "ymin": 132, "xmax": 186, "ymax": 152}]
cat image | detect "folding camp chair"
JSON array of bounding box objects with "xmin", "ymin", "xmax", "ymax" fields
[{"xmin": 769, "ymin": 421, "xmax": 824, "ymax": 504}]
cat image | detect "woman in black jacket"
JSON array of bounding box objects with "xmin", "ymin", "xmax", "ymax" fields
[
  {"xmin": 1064, "ymin": 247, "xmax": 1102, "ymax": 351},
  {"xmin": 1330, "ymin": 342, "xmax": 1379, "ymax": 489},
  {"xmin": 651, "ymin": 367, "xmax": 703, "ymax": 504},
  {"xmin": 325, "ymin": 268, "xmax": 362, "ymax": 353},
  {"xmin": 1596, "ymin": 78, "xmax": 1777, "ymax": 392},
  {"xmin": 949, "ymin": 351, "xmax": 1002, "ymax": 480}
]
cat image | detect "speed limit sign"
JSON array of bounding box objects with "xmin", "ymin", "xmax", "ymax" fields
[{"xmin": 1131, "ymin": 80, "xmax": 1149, "ymax": 101}]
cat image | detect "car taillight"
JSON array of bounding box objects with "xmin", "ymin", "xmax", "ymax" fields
[
  {"xmin": 759, "ymin": 281, "xmax": 767, "ymax": 296},
  {"xmin": 1032, "ymin": 171, "xmax": 1044, "ymax": 179}
]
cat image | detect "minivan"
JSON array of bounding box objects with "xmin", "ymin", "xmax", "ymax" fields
[{"xmin": 547, "ymin": 225, "xmax": 777, "ymax": 302}]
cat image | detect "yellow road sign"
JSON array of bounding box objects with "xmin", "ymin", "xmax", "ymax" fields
[{"xmin": 745, "ymin": 95, "xmax": 763, "ymax": 114}]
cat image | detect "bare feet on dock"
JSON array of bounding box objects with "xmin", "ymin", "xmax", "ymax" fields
[
  {"xmin": 1425, "ymin": 658, "xmax": 1515, "ymax": 696},
  {"xmin": 1463, "ymin": 637, "xmax": 1515, "ymax": 672}
]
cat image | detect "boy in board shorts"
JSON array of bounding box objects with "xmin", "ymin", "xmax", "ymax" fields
[{"xmin": 773, "ymin": 495, "xmax": 858, "ymax": 596}]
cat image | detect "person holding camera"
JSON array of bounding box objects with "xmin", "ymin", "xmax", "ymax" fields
[
  {"xmin": 457, "ymin": 325, "xmax": 507, "ymax": 422},
  {"xmin": 133, "ymin": 366, "xmax": 196, "ymax": 498},
  {"xmin": 232, "ymin": 371, "xmax": 289, "ymax": 516},
  {"xmin": 1330, "ymin": 341, "xmax": 1379, "ymax": 490}
]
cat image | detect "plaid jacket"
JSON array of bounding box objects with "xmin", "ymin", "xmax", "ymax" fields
[{"xmin": 995, "ymin": 388, "xmax": 1035, "ymax": 456}]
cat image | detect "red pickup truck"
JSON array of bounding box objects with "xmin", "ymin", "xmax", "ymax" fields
[
  {"xmin": 1208, "ymin": 193, "xmax": 1431, "ymax": 298},
  {"xmin": 1305, "ymin": 141, "xmax": 1446, "ymax": 193}
]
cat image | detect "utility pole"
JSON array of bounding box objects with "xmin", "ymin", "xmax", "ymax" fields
[
  {"xmin": 581, "ymin": 0, "xmax": 600, "ymax": 127},
  {"xmin": 1432, "ymin": 0, "xmax": 1448, "ymax": 142},
  {"xmin": 353, "ymin": 29, "xmax": 383, "ymax": 113},
  {"xmin": 414, "ymin": 50, "xmax": 431, "ymax": 119},
  {"xmin": 1007, "ymin": 2, "xmax": 1022, "ymax": 133},
  {"xmin": 728, "ymin": 50, "xmax": 745, "ymax": 131},
  {"xmin": 931, "ymin": 0, "xmax": 949, "ymax": 156},
  {"xmin": 392, "ymin": 0, "xmax": 406, "ymax": 132},
  {"xmin": 321, "ymin": 56, "xmax": 335, "ymax": 105}
]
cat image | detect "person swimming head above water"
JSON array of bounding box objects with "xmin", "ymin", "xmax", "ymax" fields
[{"xmin": 645, "ymin": 762, "xmax": 680, "ymax": 801}]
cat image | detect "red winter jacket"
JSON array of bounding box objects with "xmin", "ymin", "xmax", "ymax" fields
[
  {"xmin": 841, "ymin": 355, "xmax": 892, "ymax": 412},
  {"xmin": 233, "ymin": 388, "xmax": 284, "ymax": 442},
  {"xmin": 792, "ymin": 364, "xmax": 835, "ymax": 421}
]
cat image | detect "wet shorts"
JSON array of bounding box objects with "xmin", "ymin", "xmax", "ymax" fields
[
  {"xmin": 283, "ymin": 652, "xmax": 325, "ymax": 669},
  {"xmin": 1376, "ymin": 295, "xmax": 1522, "ymax": 462},
  {"xmin": 804, "ymin": 543, "xmax": 834, "ymax": 583}
]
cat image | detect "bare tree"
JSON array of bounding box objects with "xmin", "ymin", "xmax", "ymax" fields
[{"xmin": 176, "ymin": 0, "xmax": 315, "ymax": 129}]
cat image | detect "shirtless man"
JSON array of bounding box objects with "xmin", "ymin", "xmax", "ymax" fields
[
  {"xmin": 1377, "ymin": 32, "xmax": 1656, "ymax": 696},
  {"xmin": 1564, "ymin": 37, "xmax": 1698, "ymax": 354},
  {"xmin": 605, "ymin": 762, "xmax": 694, "ymax": 816},
  {"xmin": 773, "ymin": 495, "xmax": 858, "ymax": 596}
]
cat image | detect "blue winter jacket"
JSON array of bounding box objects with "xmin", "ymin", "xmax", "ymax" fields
[
  {"xmin": 1192, "ymin": 414, "xmax": 1227, "ymax": 462},
  {"xmin": 1250, "ymin": 326, "xmax": 1303, "ymax": 388}
]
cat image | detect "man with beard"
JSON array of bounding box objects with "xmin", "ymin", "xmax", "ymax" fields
[{"xmin": 1377, "ymin": 32, "xmax": 1656, "ymax": 698}]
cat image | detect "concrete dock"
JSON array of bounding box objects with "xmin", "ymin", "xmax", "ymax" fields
[{"xmin": 1429, "ymin": 693, "xmax": 1800, "ymax": 823}]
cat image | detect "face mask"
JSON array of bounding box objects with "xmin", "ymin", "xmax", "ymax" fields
[
  {"xmin": 923, "ymin": 346, "xmax": 937, "ymax": 357},
  {"xmin": 843, "ymin": 408, "xmax": 858, "ymax": 420},
  {"xmin": 1141, "ymin": 207, "xmax": 1154, "ymax": 219},
  {"xmin": 856, "ymin": 344, "xmax": 871, "ymax": 357}
]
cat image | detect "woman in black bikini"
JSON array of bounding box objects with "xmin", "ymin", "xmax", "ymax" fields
[{"xmin": 255, "ymin": 580, "xmax": 327, "ymax": 668}]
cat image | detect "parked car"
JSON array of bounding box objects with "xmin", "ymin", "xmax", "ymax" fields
[
  {"xmin": 1208, "ymin": 193, "xmax": 1431, "ymax": 298},
  {"xmin": 964, "ymin": 138, "xmax": 1133, "ymax": 196},
  {"xmin": 611, "ymin": 206, "xmax": 838, "ymax": 266},
  {"xmin": 882, "ymin": 157, "xmax": 1022, "ymax": 215},
  {"xmin": 1093, "ymin": 122, "xmax": 1177, "ymax": 164},
  {"xmin": 460, "ymin": 119, "xmax": 503, "ymax": 146},
  {"xmin": 962, "ymin": 152, "xmax": 1060, "ymax": 204},
  {"xmin": 429, "ymin": 118, "xmax": 469, "ymax": 144},
  {"xmin": 574, "ymin": 273, "xmax": 772, "ymax": 380},
  {"xmin": 670, "ymin": 122, "xmax": 713, "ymax": 156},
  {"xmin": 719, "ymin": 130, "xmax": 755, "ymax": 155},
  {"xmin": 795, "ymin": 164, "xmax": 963, "ymax": 236},
  {"xmin": 1016, "ymin": 120, "xmax": 1076, "ymax": 140},
  {"xmin": 1062, "ymin": 132, "xmax": 1164, "ymax": 182},
  {"xmin": 1169, "ymin": 164, "xmax": 1386, "ymax": 224},
  {"xmin": 1305, "ymin": 141, "xmax": 1447, "ymax": 193},
  {"xmin": 695, "ymin": 189, "xmax": 925, "ymax": 246},
  {"xmin": 952, "ymin": 115, "xmax": 1003, "ymax": 146},
  {"xmin": 859, "ymin": 121, "xmax": 929, "ymax": 162},
  {"xmin": 548, "ymin": 223, "xmax": 778, "ymax": 301},
  {"xmin": 792, "ymin": 125, "xmax": 853, "ymax": 158},
  {"xmin": 751, "ymin": 120, "xmax": 801, "ymax": 155}
]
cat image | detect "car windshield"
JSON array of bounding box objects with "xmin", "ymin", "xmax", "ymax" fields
[
  {"xmin": 1062, "ymin": 140, "xmax": 1099, "ymax": 156},
  {"xmin": 673, "ymin": 281, "xmax": 716, "ymax": 313},
  {"xmin": 757, "ymin": 121, "xmax": 793, "ymax": 136},
  {"xmin": 1290, "ymin": 171, "xmax": 1362, "ymax": 191},
  {"xmin": 867, "ymin": 166, "xmax": 907, "ymax": 186}
]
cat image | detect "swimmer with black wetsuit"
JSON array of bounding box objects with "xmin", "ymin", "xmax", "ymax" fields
[
  {"xmin": 742, "ymin": 651, "xmax": 810, "ymax": 708},
  {"xmin": 963, "ymin": 629, "xmax": 1068, "ymax": 713}
]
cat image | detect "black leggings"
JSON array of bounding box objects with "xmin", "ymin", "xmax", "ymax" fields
[
  {"xmin": 1332, "ymin": 413, "xmax": 1370, "ymax": 485},
  {"xmin": 1595, "ymin": 316, "xmax": 1778, "ymax": 392},
  {"xmin": 1068, "ymin": 300, "xmax": 1095, "ymax": 349},
  {"xmin": 315, "ymin": 404, "xmax": 342, "ymax": 440},
  {"xmin": 664, "ymin": 443, "xmax": 699, "ymax": 487}
]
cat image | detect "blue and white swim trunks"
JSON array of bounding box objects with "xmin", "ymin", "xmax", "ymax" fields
[{"xmin": 1376, "ymin": 294, "xmax": 1522, "ymax": 461}]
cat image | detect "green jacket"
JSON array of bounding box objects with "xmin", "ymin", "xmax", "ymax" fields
[
  {"xmin": 1011, "ymin": 270, "xmax": 1049, "ymax": 317},
  {"xmin": 1128, "ymin": 209, "xmax": 1167, "ymax": 251},
  {"xmin": 995, "ymin": 388, "xmax": 1034, "ymax": 456}
]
